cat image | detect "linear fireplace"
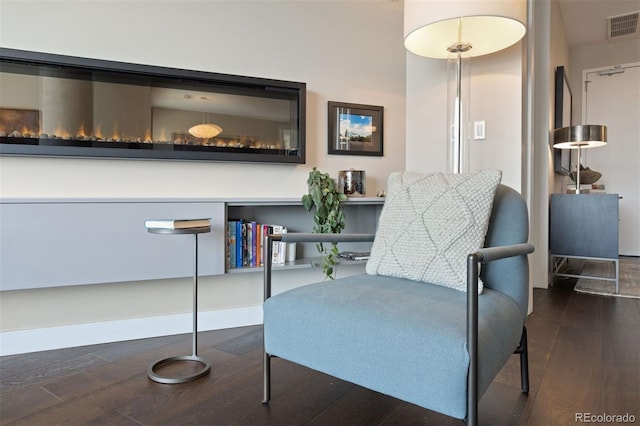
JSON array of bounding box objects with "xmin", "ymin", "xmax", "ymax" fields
[{"xmin": 0, "ymin": 48, "xmax": 306, "ymax": 163}]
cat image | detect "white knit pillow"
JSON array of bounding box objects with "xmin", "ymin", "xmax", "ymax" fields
[{"xmin": 366, "ymin": 170, "xmax": 502, "ymax": 292}]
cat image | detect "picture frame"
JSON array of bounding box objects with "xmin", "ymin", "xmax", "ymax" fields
[
  {"xmin": 328, "ymin": 101, "xmax": 383, "ymax": 156},
  {"xmin": 553, "ymin": 66, "xmax": 572, "ymax": 175}
]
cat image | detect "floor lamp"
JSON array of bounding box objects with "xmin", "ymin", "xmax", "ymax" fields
[
  {"xmin": 553, "ymin": 124, "xmax": 607, "ymax": 194},
  {"xmin": 404, "ymin": 0, "xmax": 526, "ymax": 174}
]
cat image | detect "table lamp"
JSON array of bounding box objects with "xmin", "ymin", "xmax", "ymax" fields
[
  {"xmin": 553, "ymin": 124, "xmax": 608, "ymax": 194},
  {"xmin": 404, "ymin": 0, "xmax": 526, "ymax": 173}
]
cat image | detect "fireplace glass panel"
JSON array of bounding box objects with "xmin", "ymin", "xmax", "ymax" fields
[{"xmin": 0, "ymin": 49, "xmax": 305, "ymax": 163}]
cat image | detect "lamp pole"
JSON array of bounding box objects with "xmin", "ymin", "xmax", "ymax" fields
[
  {"xmin": 574, "ymin": 145, "xmax": 582, "ymax": 194},
  {"xmin": 454, "ymin": 52, "xmax": 463, "ymax": 174},
  {"xmin": 448, "ymin": 42, "xmax": 471, "ymax": 174}
]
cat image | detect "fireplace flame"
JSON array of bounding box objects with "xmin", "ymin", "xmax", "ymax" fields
[
  {"xmin": 77, "ymin": 123, "xmax": 87, "ymax": 138},
  {"xmin": 54, "ymin": 124, "xmax": 70, "ymax": 139},
  {"xmin": 94, "ymin": 124, "xmax": 103, "ymax": 140},
  {"xmin": 1, "ymin": 119, "xmax": 185, "ymax": 145}
]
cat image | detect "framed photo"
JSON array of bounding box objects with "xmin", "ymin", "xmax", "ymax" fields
[
  {"xmin": 328, "ymin": 101, "xmax": 383, "ymax": 156},
  {"xmin": 553, "ymin": 66, "xmax": 572, "ymax": 175}
]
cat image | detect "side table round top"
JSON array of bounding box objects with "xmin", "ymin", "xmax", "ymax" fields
[{"xmin": 146, "ymin": 226, "xmax": 211, "ymax": 235}]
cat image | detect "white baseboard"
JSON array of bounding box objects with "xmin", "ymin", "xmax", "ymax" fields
[{"xmin": 0, "ymin": 305, "xmax": 263, "ymax": 356}]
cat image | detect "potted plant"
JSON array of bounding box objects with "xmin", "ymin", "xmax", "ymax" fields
[{"xmin": 302, "ymin": 167, "xmax": 347, "ymax": 279}]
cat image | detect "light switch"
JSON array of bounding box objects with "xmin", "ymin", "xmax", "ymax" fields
[{"xmin": 473, "ymin": 121, "xmax": 486, "ymax": 140}]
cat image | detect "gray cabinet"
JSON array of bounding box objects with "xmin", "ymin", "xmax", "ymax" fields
[
  {"xmin": 549, "ymin": 193, "xmax": 619, "ymax": 291},
  {"xmin": 0, "ymin": 200, "xmax": 227, "ymax": 291},
  {"xmin": 0, "ymin": 197, "xmax": 383, "ymax": 290}
]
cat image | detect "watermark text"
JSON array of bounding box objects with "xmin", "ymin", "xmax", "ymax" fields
[{"xmin": 576, "ymin": 412, "xmax": 636, "ymax": 423}]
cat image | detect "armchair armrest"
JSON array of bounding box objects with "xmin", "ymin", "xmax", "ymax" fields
[
  {"xmin": 269, "ymin": 233, "xmax": 375, "ymax": 244},
  {"xmin": 472, "ymin": 243, "xmax": 535, "ymax": 264},
  {"xmin": 466, "ymin": 242, "xmax": 534, "ymax": 424}
]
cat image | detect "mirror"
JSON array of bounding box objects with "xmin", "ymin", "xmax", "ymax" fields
[
  {"xmin": 553, "ymin": 65, "xmax": 572, "ymax": 175},
  {"xmin": 0, "ymin": 48, "xmax": 306, "ymax": 163}
]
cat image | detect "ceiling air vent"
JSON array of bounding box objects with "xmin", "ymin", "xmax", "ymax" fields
[{"xmin": 607, "ymin": 11, "xmax": 639, "ymax": 39}]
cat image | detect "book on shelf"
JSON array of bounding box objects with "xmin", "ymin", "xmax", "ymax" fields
[
  {"xmin": 270, "ymin": 225, "xmax": 287, "ymax": 265},
  {"xmin": 235, "ymin": 220, "xmax": 244, "ymax": 268},
  {"xmin": 226, "ymin": 219, "xmax": 288, "ymax": 268},
  {"xmin": 339, "ymin": 251, "xmax": 371, "ymax": 261},
  {"xmin": 241, "ymin": 222, "xmax": 249, "ymax": 267},
  {"xmin": 246, "ymin": 222, "xmax": 253, "ymax": 267},
  {"xmin": 250, "ymin": 221, "xmax": 258, "ymax": 267},
  {"xmin": 144, "ymin": 218, "xmax": 210, "ymax": 230},
  {"xmin": 228, "ymin": 220, "xmax": 237, "ymax": 269}
]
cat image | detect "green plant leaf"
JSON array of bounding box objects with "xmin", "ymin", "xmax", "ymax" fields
[
  {"xmin": 302, "ymin": 167, "xmax": 346, "ymax": 280},
  {"xmin": 302, "ymin": 194, "xmax": 313, "ymax": 211}
]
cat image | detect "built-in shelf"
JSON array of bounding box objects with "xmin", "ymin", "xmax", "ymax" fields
[
  {"xmin": 226, "ymin": 256, "xmax": 368, "ymax": 274},
  {"xmin": 0, "ymin": 196, "xmax": 384, "ymax": 290}
]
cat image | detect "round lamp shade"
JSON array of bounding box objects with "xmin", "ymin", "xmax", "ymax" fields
[
  {"xmin": 404, "ymin": 0, "xmax": 526, "ymax": 58},
  {"xmin": 188, "ymin": 123, "xmax": 222, "ymax": 139},
  {"xmin": 553, "ymin": 125, "xmax": 607, "ymax": 149}
]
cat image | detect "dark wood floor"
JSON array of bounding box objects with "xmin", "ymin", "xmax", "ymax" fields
[{"xmin": 1, "ymin": 277, "xmax": 639, "ymax": 425}]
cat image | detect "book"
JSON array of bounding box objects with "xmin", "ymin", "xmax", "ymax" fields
[
  {"xmin": 246, "ymin": 222, "xmax": 253, "ymax": 267},
  {"xmin": 262, "ymin": 224, "xmax": 270, "ymax": 266},
  {"xmin": 566, "ymin": 184, "xmax": 593, "ymax": 190},
  {"xmin": 144, "ymin": 218, "xmax": 210, "ymax": 229},
  {"xmin": 339, "ymin": 251, "xmax": 371, "ymax": 261},
  {"xmin": 228, "ymin": 221, "xmax": 237, "ymax": 268},
  {"xmin": 271, "ymin": 225, "xmax": 287, "ymax": 265},
  {"xmin": 251, "ymin": 221, "xmax": 258, "ymax": 267},
  {"xmin": 256, "ymin": 224, "xmax": 262, "ymax": 267},
  {"xmin": 241, "ymin": 222, "xmax": 249, "ymax": 267},
  {"xmin": 236, "ymin": 220, "xmax": 244, "ymax": 268},
  {"xmin": 224, "ymin": 219, "xmax": 289, "ymax": 268}
]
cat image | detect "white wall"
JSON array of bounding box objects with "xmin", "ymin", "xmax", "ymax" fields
[
  {"xmin": 570, "ymin": 38, "xmax": 640, "ymax": 123},
  {"xmin": 405, "ymin": 36, "xmax": 525, "ymax": 192},
  {"xmin": 528, "ymin": 0, "xmax": 570, "ymax": 290},
  {"xmin": 405, "ymin": 0, "xmax": 554, "ymax": 296},
  {"xmin": 549, "ymin": 0, "xmax": 570, "ymax": 196},
  {"xmin": 0, "ymin": 0, "xmax": 406, "ymax": 200},
  {"xmin": 0, "ymin": 0, "xmax": 406, "ymax": 345}
]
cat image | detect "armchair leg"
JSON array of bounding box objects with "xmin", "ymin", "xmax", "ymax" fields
[
  {"xmin": 262, "ymin": 351, "xmax": 271, "ymax": 404},
  {"xmin": 514, "ymin": 326, "xmax": 530, "ymax": 394}
]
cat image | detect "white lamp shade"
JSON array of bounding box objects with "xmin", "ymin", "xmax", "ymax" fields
[
  {"xmin": 404, "ymin": 0, "xmax": 527, "ymax": 58},
  {"xmin": 188, "ymin": 123, "xmax": 222, "ymax": 139}
]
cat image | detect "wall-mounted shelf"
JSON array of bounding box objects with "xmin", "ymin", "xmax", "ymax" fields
[
  {"xmin": 226, "ymin": 256, "xmax": 368, "ymax": 274},
  {"xmin": 0, "ymin": 197, "xmax": 383, "ymax": 290}
]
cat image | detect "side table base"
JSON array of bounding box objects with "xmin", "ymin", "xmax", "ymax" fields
[{"xmin": 147, "ymin": 355, "xmax": 211, "ymax": 384}]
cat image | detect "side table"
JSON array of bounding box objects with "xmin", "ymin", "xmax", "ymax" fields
[
  {"xmin": 145, "ymin": 224, "xmax": 212, "ymax": 384},
  {"xmin": 549, "ymin": 193, "xmax": 619, "ymax": 292}
]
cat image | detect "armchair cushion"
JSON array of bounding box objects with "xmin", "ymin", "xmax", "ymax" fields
[
  {"xmin": 366, "ymin": 170, "xmax": 502, "ymax": 292},
  {"xmin": 263, "ymin": 273, "xmax": 523, "ymax": 419}
]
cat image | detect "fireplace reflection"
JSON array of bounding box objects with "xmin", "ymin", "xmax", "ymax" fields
[{"xmin": 0, "ymin": 49, "xmax": 305, "ymax": 163}]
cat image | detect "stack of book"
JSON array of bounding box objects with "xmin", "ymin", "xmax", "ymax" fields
[
  {"xmin": 144, "ymin": 218, "xmax": 211, "ymax": 230},
  {"xmin": 227, "ymin": 220, "xmax": 287, "ymax": 269},
  {"xmin": 566, "ymin": 183, "xmax": 606, "ymax": 194},
  {"xmin": 338, "ymin": 251, "xmax": 370, "ymax": 261}
]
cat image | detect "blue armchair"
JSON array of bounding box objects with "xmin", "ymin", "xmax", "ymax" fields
[{"xmin": 262, "ymin": 179, "xmax": 534, "ymax": 426}]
